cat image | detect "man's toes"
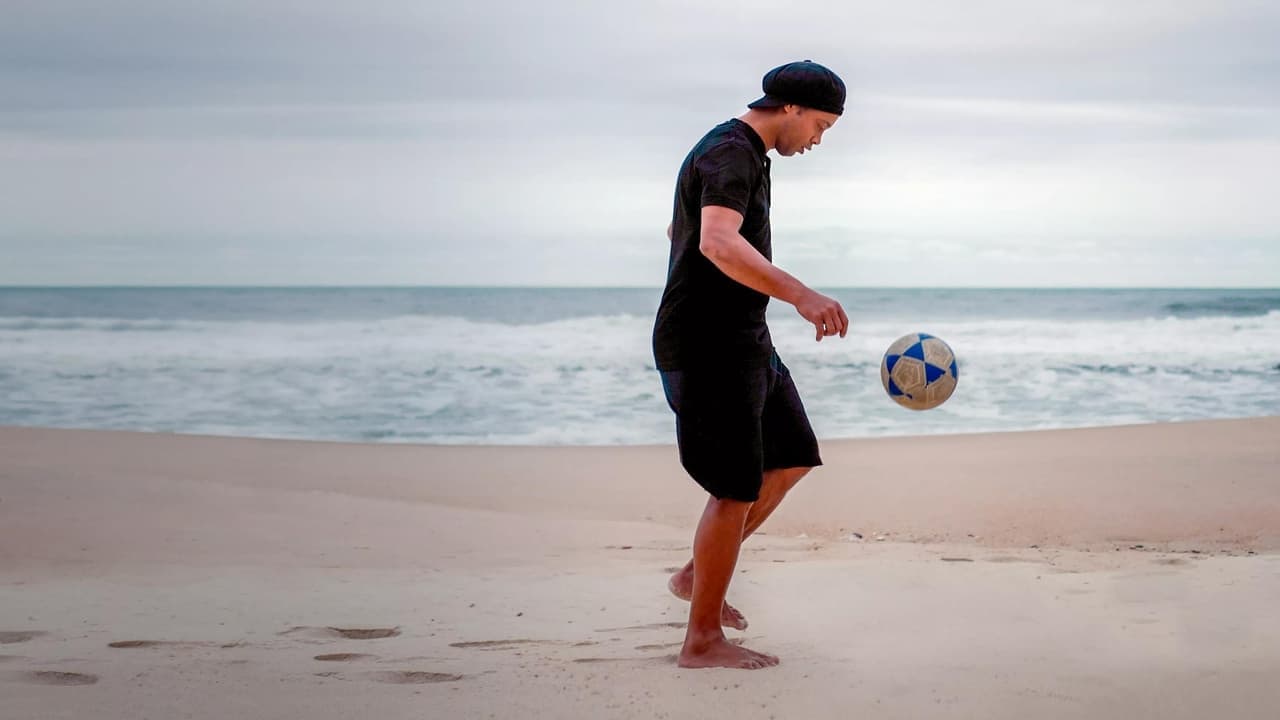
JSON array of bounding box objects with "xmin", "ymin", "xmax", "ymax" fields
[
  {"xmin": 722, "ymin": 604, "xmax": 748, "ymax": 630},
  {"xmin": 667, "ymin": 575, "xmax": 692, "ymax": 601}
]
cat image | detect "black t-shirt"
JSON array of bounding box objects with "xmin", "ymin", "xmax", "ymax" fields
[{"xmin": 653, "ymin": 118, "xmax": 773, "ymax": 370}]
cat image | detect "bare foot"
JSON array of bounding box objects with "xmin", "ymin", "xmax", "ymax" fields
[
  {"xmin": 668, "ymin": 571, "xmax": 748, "ymax": 630},
  {"xmin": 678, "ymin": 636, "xmax": 780, "ymax": 669}
]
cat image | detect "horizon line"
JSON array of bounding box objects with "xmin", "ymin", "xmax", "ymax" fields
[{"xmin": 1, "ymin": 284, "xmax": 1278, "ymax": 291}]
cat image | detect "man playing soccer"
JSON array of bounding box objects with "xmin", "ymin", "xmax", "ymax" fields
[{"xmin": 653, "ymin": 60, "xmax": 850, "ymax": 669}]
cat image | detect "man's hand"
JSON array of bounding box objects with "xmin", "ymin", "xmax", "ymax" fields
[{"xmin": 794, "ymin": 290, "xmax": 849, "ymax": 341}]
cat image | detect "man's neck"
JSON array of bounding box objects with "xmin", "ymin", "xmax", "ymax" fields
[{"xmin": 737, "ymin": 110, "xmax": 778, "ymax": 153}]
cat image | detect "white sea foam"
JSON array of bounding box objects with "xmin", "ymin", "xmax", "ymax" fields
[{"xmin": 2, "ymin": 306, "xmax": 1278, "ymax": 444}]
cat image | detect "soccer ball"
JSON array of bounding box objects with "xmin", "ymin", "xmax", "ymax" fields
[{"xmin": 880, "ymin": 333, "xmax": 958, "ymax": 411}]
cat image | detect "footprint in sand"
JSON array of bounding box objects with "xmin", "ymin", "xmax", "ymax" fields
[
  {"xmin": 279, "ymin": 627, "xmax": 401, "ymax": 641},
  {"xmin": 108, "ymin": 640, "xmax": 244, "ymax": 649},
  {"xmin": 109, "ymin": 640, "xmax": 168, "ymax": 649},
  {"xmin": 635, "ymin": 641, "xmax": 683, "ymax": 651},
  {"xmin": 0, "ymin": 631, "xmax": 47, "ymax": 645},
  {"xmin": 575, "ymin": 655, "xmax": 676, "ymax": 665},
  {"xmin": 448, "ymin": 639, "xmax": 547, "ymax": 651},
  {"xmin": 367, "ymin": 671, "xmax": 465, "ymax": 684},
  {"xmin": 330, "ymin": 628, "xmax": 399, "ymax": 640},
  {"xmin": 19, "ymin": 671, "xmax": 98, "ymax": 686},
  {"xmin": 594, "ymin": 622, "xmax": 686, "ymax": 633},
  {"xmin": 314, "ymin": 653, "xmax": 374, "ymax": 662},
  {"xmin": 315, "ymin": 670, "xmax": 465, "ymax": 684}
]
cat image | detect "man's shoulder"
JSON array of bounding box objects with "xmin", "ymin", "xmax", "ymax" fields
[
  {"xmin": 692, "ymin": 120, "xmax": 755, "ymax": 158},
  {"xmin": 684, "ymin": 121, "xmax": 762, "ymax": 180}
]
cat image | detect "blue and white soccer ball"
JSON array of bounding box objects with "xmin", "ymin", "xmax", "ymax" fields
[{"xmin": 880, "ymin": 333, "xmax": 959, "ymax": 410}]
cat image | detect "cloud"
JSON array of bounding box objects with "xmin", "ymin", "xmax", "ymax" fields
[{"xmin": 1, "ymin": 1, "xmax": 1278, "ymax": 285}]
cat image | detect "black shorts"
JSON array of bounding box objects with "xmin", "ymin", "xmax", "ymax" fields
[{"xmin": 659, "ymin": 351, "xmax": 823, "ymax": 502}]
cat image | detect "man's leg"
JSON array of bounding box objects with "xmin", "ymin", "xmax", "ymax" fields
[
  {"xmin": 668, "ymin": 465, "xmax": 813, "ymax": 628},
  {"xmin": 742, "ymin": 465, "xmax": 812, "ymax": 538},
  {"xmin": 678, "ymin": 495, "xmax": 780, "ymax": 669}
]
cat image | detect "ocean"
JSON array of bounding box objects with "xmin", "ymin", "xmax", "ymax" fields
[{"xmin": 1, "ymin": 287, "xmax": 1277, "ymax": 445}]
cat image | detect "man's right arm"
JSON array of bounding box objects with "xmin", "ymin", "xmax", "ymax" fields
[{"xmin": 699, "ymin": 205, "xmax": 848, "ymax": 341}]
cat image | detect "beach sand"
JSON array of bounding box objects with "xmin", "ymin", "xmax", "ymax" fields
[{"xmin": 1, "ymin": 417, "xmax": 1278, "ymax": 719}]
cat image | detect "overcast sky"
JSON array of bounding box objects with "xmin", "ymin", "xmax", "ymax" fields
[{"xmin": 2, "ymin": 1, "xmax": 1278, "ymax": 286}]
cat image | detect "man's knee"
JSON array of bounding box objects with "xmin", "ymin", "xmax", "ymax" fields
[
  {"xmin": 707, "ymin": 495, "xmax": 753, "ymax": 517},
  {"xmin": 789, "ymin": 466, "xmax": 814, "ymax": 490},
  {"xmin": 768, "ymin": 465, "xmax": 813, "ymax": 493}
]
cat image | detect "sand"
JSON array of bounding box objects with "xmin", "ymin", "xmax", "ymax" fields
[{"xmin": 1, "ymin": 417, "xmax": 1278, "ymax": 719}]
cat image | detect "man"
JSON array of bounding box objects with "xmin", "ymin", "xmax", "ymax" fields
[{"xmin": 653, "ymin": 60, "xmax": 850, "ymax": 670}]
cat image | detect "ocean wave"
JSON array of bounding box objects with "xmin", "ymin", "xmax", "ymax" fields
[
  {"xmin": 1162, "ymin": 297, "xmax": 1280, "ymax": 318},
  {"xmin": 4, "ymin": 300, "xmax": 1279, "ymax": 445},
  {"xmin": 0, "ymin": 317, "xmax": 185, "ymax": 332},
  {"xmin": 3, "ymin": 311, "xmax": 1279, "ymax": 371},
  {"xmin": 1049, "ymin": 363, "xmax": 1277, "ymax": 377}
]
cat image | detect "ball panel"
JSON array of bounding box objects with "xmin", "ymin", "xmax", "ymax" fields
[
  {"xmin": 892, "ymin": 392, "xmax": 930, "ymax": 411},
  {"xmin": 889, "ymin": 356, "xmax": 925, "ymax": 395},
  {"xmin": 887, "ymin": 377, "xmax": 905, "ymax": 396},
  {"xmin": 924, "ymin": 362, "xmax": 947, "ymax": 383},
  {"xmin": 920, "ymin": 337, "xmax": 954, "ymax": 368},
  {"xmin": 884, "ymin": 334, "xmax": 919, "ymax": 356},
  {"xmin": 924, "ymin": 373, "xmax": 957, "ymax": 407}
]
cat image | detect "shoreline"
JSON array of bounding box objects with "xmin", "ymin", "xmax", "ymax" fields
[
  {"xmin": 2, "ymin": 416, "xmax": 1277, "ymax": 553},
  {"xmin": 5, "ymin": 412, "xmax": 1279, "ymax": 449}
]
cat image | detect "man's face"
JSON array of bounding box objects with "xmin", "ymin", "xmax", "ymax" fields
[{"xmin": 777, "ymin": 106, "xmax": 839, "ymax": 157}]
